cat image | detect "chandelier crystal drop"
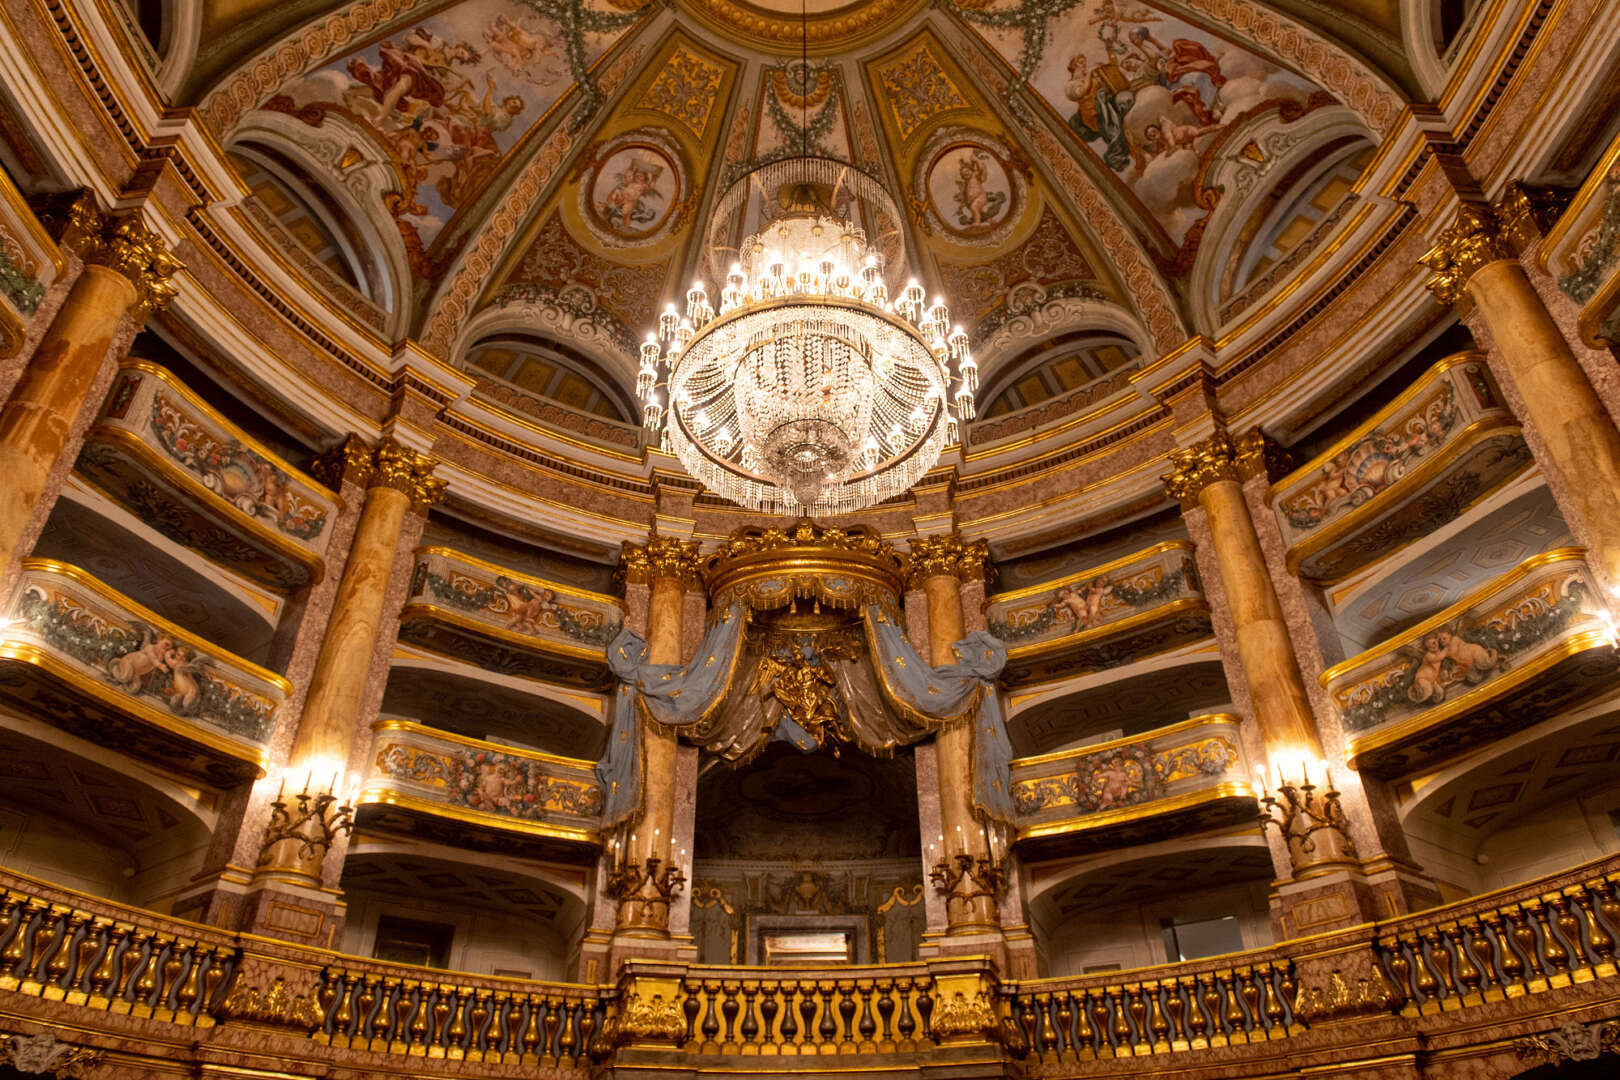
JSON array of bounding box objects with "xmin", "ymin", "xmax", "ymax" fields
[{"xmin": 637, "ymin": 156, "xmax": 976, "ymax": 516}]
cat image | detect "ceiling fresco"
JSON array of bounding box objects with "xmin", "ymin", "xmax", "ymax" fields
[{"xmin": 194, "ymin": 0, "xmax": 1406, "ymax": 421}]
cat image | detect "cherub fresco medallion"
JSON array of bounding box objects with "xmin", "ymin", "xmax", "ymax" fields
[
  {"xmin": 588, "ymin": 144, "xmax": 678, "ymax": 237},
  {"xmin": 925, "ymin": 143, "xmax": 1014, "ymax": 236}
]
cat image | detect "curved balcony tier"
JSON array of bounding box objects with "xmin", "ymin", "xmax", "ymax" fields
[
  {"xmin": 1011, "ymin": 714, "xmax": 1256, "ymax": 859},
  {"xmin": 987, "ymin": 542, "xmax": 1211, "ymax": 687},
  {"xmin": 1543, "ymin": 130, "xmax": 1620, "ymax": 349},
  {"xmin": 0, "ymin": 560, "xmax": 286, "ymax": 785},
  {"xmin": 356, "ymin": 719, "xmax": 602, "ymax": 862},
  {"xmin": 397, "ymin": 548, "xmax": 623, "ymax": 692},
  {"xmin": 2, "ymin": 855, "xmax": 1617, "ymax": 1076},
  {"xmin": 1270, "ymin": 353, "xmax": 1532, "ymax": 583},
  {"xmin": 74, "ymin": 361, "xmax": 339, "ymax": 592},
  {"xmin": 1323, "ymin": 548, "xmax": 1619, "ymax": 777}
]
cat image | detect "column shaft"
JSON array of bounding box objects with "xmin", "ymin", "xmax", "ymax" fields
[{"xmin": 631, "ymin": 573, "xmax": 684, "ymax": 869}]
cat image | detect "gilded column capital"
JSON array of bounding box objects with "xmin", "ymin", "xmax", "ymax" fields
[
  {"xmin": 34, "ymin": 191, "xmax": 182, "ymax": 318},
  {"xmin": 1235, "ymin": 429, "xmax": 1291, "ymax": 485},
  {"xmin": 1162, "ymin": 431, "xmax": 1240, "ymax": 506},
  {"xmin": 1419, "ymin": 205, "xmax": 1517, "ymax": 305},
  {"xmin": 905, "ymin": 533, "xmax": 994, "ymax": 590},
  {"xmin": 310, "ymin": 435, "xmax": 445, "ymax": 512},
  {"xmin": 1495, "ymin": 181, "xmax": 1572, "ymax": 251},
  {"xmin": 619, "ymin": 536, "xmax": 703, "ymax": 588},
  {"xmin": 370, "ymin": 437, "xmax": 447, "ymax": 513}
]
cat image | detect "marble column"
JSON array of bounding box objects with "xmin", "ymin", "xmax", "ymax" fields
[
  {"xmin": 243, "ymin": 437, "xmax": 445, "ymax": 941},
  {"xmin": 0, "ymin": 194, "xmax": 179, "ymax": 584},
  {"xmin": 610, "ymin": 535, "xmax": 702, "ymax": 947},
  {"xmin": 907, "ymin": 534, "xmax": 1001, "ymax": 937},
  {"xmin": 1421, "ymin": 203, "xmax": 1620, "ymax": 589}
]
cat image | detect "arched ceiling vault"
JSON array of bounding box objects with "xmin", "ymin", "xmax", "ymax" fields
[{"xmin": 187, "ymin": 0, "xmax": 1411, "ymax": 406}]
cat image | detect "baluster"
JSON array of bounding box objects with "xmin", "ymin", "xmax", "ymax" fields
[
  {"xmin": 1148, "ymin": 982, "xmax": 1170, "ymax": 1050},
  {"xmin": 1055, "ymin": 991, "xmax": 1076, "ymax": 1058},
  {"xmin": 1407, "ymin": 933, "xmax": 1439, "ymax": 1010},
  {"xmin": 1279, "ymin": 965, "xmax": 1299, "ymax": 1027},
  {"xmin": 1091, "ymin": 994, "xmax": 1113, "ymax": 1055},
  {"xmin": 702, "ymin": 980, "xmax": 723, "ymax": 1049},
  {"xmin": 354, "ymin": 978, "xmax": 380, "ymax": 1044},
  {"xmin": 1529, "ymin": 901, "xmax": 1570, "ymax": 984},
  {"xmin": 894, "ymin": 978, "xmax": 916, "ymax": 1045},
  {"xmin": 760, "ymin": 981, "xmax": 781, "ymax": 1048},
  {"xmin": 25, "ymin": 906, "xmax": 63, "ymax": 986},
  {"xmin": 817, "ymin": 981, "xmax": 837, "ymax": 1045},
  {"xmin": 86, "ymin": 922, "xmax": 119, "ymax": 1000},
  {"xmin": 1185, "ymin": 977, "xmax": 1210, "ymax": 1045},
  {"xmin": 738, "ymin": 982, "xmax": 760, "ymax": 1047},
  {"xmin": 1110, "ymin": 990, "xmax": 1133, "ymax": 1052},
  {"xmin": 397, "ymin": 982, "xmax": 421, "ymax": 1051},
  {"xmin": 856, "ymin": 980, "xmax": 876, "ymax": 1051},
  {"xmin": 558, "ymin": 1001, "xmax": 578, "ymax": 1061},
  {"xmin": 47, "ymin": 913, "xmax": 86, "ymax": 991},
  {"xmin": 1422, "ymin": 928, "xmax": 1455, "ymax": 1006},
  {"xmin": 72, "ymin": 916, "xmax": 107, "ymax": 997},
  {"xmin": 156, "ymin": 939, "xmax": 187, "ymax": 1011},
  {"xmin": 489, "ymin": 992, "xmax": 514, "ymax": 1059},
  {"xmin": 1553, "ymin": 894, "xmax": 1588, "ymax": 973},
  {"xmin": 447, "ymin": 987, "xmax": 469, "ymax": 1058},
  {"xmin": 719, "ymin": 981, "xmax": 741, "ymax": 1046},
  {"xmin": 1574, "ymin": 884, "xmax": 1616, "ymax": 971},
  {"xmin": 1218, "ymin": 972, "xmax": 1245, "ymax": 1041},
  {"xmin": 1034, "ymin": 992, "xmax": 1057, "ymax": 1055},
  {"xmin": 133, "ymin": 934, "xmax": 169, "ymax": 1009},
  {"xmin": 201, "ymin": 948, "xmax": 231, "ymax": 1017},
  {"xmin": 1443, "ymin": 925, "xmax": 1480, "ymax": 1002},
  {"xmin": 176, "ymin": 946, "xmax": 205, "ymax": 1016},
  {"xmin": 915, "ymin": 979, "xmax": 934, "ymax": 1041},
  {"xmin": 541, "ymin": 997, "xmax": 562, "ymax": 1061},
  {"xmin": 521, "ymin": 994, "xmax": 544, "ymax": 1060},
  {"xmin": 0, "ymin": 895, "xmax": 22, "ymax": 972},
  {"xmin": 837, "ymin": 980, "xmax": 857, "ymax": 1048},
  {"xmin": 579, "ymin": 1001, "xmax": 599, "ymax": 1062},
  {"xmin": 1460, "ymin": 919, "xmax": 1499, "ymax": 999},
  {"xmin": 1127, "ymin": 986, "xmax": 1149, "ymax": 1052},
  {"xmin": 680, "ymin": 978, "xmax": 701, "ymax": 1045},
  {"xmin": 1237, "ymin": 969, "xmax": 1261, "ymax": 1036},
  {"xmin": 0, "ymin": 900, "xmax": 38, "ymax": 978},
  {"xmin": 114, "ymin": 930, "xmax": 150, "ymax": 1004},
  {"xmin": 369, "ymin": 979, "xmax": 394, "ymax": 1048},
  {"xmin": 778, "ymin": 981, "xmax": 800, "ymax": 1050},
  {"xmin": 1166, "ymin": 979, "xmax": 1189, "ymax": 1048},
  {"xmin": 1075, "ymin": 990, "xmax": 1101, "ymax": 1062},
  {"xmin": 874, "ymin": 980, "xmax": 894, "ymax": 1049},
  {"xmin": 1261, "ymin": 967, "xmax": 1285, "ymax": 1035},
  {"xmin": 327, "ymin": 972, "xmax": 353, "ymax": 1042},
  {"xmin": 467, "ymin": 993, "xmax": 491, "ymax": 1059}
]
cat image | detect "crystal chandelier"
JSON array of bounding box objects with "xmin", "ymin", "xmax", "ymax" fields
[{"xmin": 636, "ymin": 155, "xmax": 977, "ymax": 516}]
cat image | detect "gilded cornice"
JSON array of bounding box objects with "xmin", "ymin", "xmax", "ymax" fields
[
  {"xmin": 1161, "ymin": 429, "xmax": 1278, "ymax": 506},
  {"xmin": 905, "ymin": 533, "xmax": 994, "ymax": 590},
  {"xmin": 311, "ymin": 435, "xmax": 446, "ymax": 513},
  {"xmin": 619, "ymin": 536, "xmax": 704, "ymax": 589},
  {"xmin": 1419, "ymin": 205, "xmax": 1517, "ymax": 306},
  {"xmin": 34, "ymin": 191, "xmax": 181, "ymax": 318}
]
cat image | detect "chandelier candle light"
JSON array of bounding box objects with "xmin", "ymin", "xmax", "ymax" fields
[{"xmin": 637, "ymin": 157, "xmax": 977, "ymax": 516}]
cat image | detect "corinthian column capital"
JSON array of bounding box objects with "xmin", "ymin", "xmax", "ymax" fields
[
  {"xmin": 619, "ymin": 536, "xmax": 704, "ymax": 589},
  {"xmin": 905, "ymin": 533, "xmax": 993, "ymax": 591},
  {"xmin": 34, "ymin": 191, "xmax": 182, "ymax": 318},
  {"xmin": 311, "ymin": 435, "xmax": 446, "ymax": 513},
  {"xmin": 1162, "ymin": 429, "xmax": 1288, "ymax": 507},
  {"xmin": 1419, "ymin": 204, "xmax": 1517, "ymax": 306}
]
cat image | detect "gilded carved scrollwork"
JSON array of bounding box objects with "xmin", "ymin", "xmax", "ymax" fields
[
  {"xmin": 904, "ymin": 533, "xmax": 993, "ymax": 590},
  {"xmin": 1419, "ymin": 205, "xmax": 1518, "ymax": 306},
  {"xmin": 219, "ymin": 973, "xmax": 322, "ymax": 1032},
  {"xmin": 32, "ymin": 191, "xmax": 182, "ymax": 319}
]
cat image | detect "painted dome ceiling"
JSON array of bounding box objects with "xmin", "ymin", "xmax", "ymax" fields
[{"xmin": 185, "ymin": 0, "xmax": 1411, "ymax": 445}]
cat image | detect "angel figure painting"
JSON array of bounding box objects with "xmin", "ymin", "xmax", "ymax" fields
[
  {"xmin": 590, "ymin": 148, "xmax": 677, "ymax": 236},
  {"xmin": 965, "ymin": 0, "xmax": 1323, "ymax": 247},
  {"xmin": 264, "ymin": 0, "xmax": 636, "ymax": 259}
]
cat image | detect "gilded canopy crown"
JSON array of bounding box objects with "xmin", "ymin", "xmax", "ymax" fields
[{"xmin": 703, "ymin": 521, "xmax": 905, "ymax": 615}]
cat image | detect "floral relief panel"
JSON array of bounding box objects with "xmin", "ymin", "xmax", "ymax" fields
[
  {"xmin": 1271, "ymin": 355, "xmax": 1531, "ymax": 583},
  {"xmin": 76, "ymin": 362, "xmax": 338, "ymax": 592},
  {"xmin": 0, "ymin": 561, "xmax": 286, "ymax": 784},
  {"xmin": 0, "ymin": 173, "xmax": 57, "ymax": 355},
  {"xmin": 1325, "ymin": 550, "xmax": 1617, "ymax": 774},
  {"xmin": 367, "ymin": 721, "xmax": 603, "ymax": 829},
  {"xmin": 1010, "ymin": 715, "xmax": 1248, "ymax": 830}
]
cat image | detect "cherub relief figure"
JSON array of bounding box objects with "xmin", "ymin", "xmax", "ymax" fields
[
  {"xmin": 107, "ymin": 629, "xmax": 177, "ymax": 692},
  {"xmin": 597, "ymin": 155, "xmax": 665, "ymax": 230},
  {"xmin": 497, "ymin": 576, "xmax": 559, "ymax": 634},
  {"xmin": 1052, "ymin": 578, "xmax": 1113, "ymax": 631}
]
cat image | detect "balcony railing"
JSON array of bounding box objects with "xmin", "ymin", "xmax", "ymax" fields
[
  {"xmin": 1321, "ymin": 547, "xmax": 1617, "ymax": 776},
  {"xmin": 0, "ymin": 559, "xmax": 287, "ymax": 784},
  {"xmin": 0, "ymin": 172, "xmax": 61, "ymax": 356},
  {"xmin": 0, "ymin": 856, "xmax": 1617, "ymax": 1075},
  {"xmin": 76, "ymin": 360, "xmax": 340, "ymax": 591},
  {"xmin": 358, "ymin": 719, "xmax": 602, "ymax": 857},
  {"xmin": 1269, "ymin": 352, "xmax": 1531, "ymax": 583},
  {"xmin": 986, "ymin": 541, "xmax": 1210, "ymax": 686},
  {"xmin": 1010, "ymin": 714, "xmax": 1256, "ymax": 857},
  {"xmin": 398, "ymin": 547, "xmax": 623, "ymax": 691}
]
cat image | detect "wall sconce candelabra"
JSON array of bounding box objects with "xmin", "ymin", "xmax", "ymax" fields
[
  {"xmin": 1257, "ymin": 765, "xmax": 1358, "ymax": 875},
  {"xmin": 257, "ymin": 775, "xmax": 355, "ymax": 884},
  {"xmin": 607, "ymin": 837, "xmax": 687, "ymax": 935}
]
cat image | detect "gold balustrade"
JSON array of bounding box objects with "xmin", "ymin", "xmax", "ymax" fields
[
  {"xmin": 397, "ymin": 546, "xmax": 624, "ymax": 691},
  {"xmin": 76, "ymin": 360, "xmax": 340, "ymax": 592},
  {"xmin": 0, "ymin": 857, "xmax": 1617, "ymax": 1076},
  {"xmin": 1010, "ymin": 714, "xmax": 1257, "ymax": 858},
  {"xmin": 1269, "ymin": 352, "xmax": 1531, "ymax": 583},
  {"xmin": 1320, "ymin": 547, "xmax": 1618, "ymax": 776},
  {"xmin": 0, "ymin": 558, "xmax": 289, "ymax": 784},
  {"xmin": 986, "ymin": 540, "xmax": 1211, "ymax": 686}
]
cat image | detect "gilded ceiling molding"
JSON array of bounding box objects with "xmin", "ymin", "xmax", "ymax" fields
[
  {"xmin": 417, "ymin": 45, "xmax": 644, "ymax": 358},
  {"xmin": 940, "ymin": 32, "xmax": 1188, "ymax": 354},
  {"xmin": 682, "ymin": 0, "xmax": 928, "ymax": 52}
]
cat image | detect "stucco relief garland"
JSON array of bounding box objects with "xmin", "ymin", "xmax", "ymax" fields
[{"xmin": 420, "ymin": 45, "xmax": 642, "ymax": 357}]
